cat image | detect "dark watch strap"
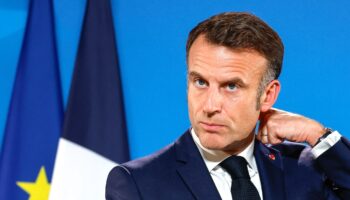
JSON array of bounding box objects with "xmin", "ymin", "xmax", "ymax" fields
[{"xmin": 314, "ymin": 128, "xmax": 333, "ymax": 147}]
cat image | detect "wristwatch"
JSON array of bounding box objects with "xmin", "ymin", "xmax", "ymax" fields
[{"xmin": 314, "ymin": 127, "xmax": 333, "ymax": 147}]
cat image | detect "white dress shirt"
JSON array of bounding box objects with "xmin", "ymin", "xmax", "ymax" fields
[
  {"xmin": 191, "ymin": 129, "xmax": 263, "ymax": 200},
  {"xmin": 190, "ymin": 129, "xmax": 341, "ymax": 200},
  {"xmin": 312, "ymin": 131, "xmax": 341, "ymax": 158}
]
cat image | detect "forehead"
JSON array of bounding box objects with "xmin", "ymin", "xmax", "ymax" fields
[{"xmin": 188, "ymin": 36, "xmax": 268, "ymax": 81}]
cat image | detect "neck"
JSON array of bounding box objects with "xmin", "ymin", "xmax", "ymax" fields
[{"xmin": 223, "ymin": 132, "xmax": 255, "ymax": 155}]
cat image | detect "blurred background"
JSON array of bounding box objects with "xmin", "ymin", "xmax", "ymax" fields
[{"xmin": 1, "ymin": 0, "xmax": 349, "ymax": 160}]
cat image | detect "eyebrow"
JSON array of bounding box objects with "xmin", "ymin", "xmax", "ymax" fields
[
  {"xmin": 188, "ymin": 71, "xmax": 247, "ymax": 87},
  {"xmin": 188, "ymin": 71, "xmax": 203, "ymax": 79},
  {"xmin": 222, "ymin": 77, "xmax": 247, "ymax": 87}
]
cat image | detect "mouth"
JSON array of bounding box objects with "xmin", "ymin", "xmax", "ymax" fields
[{"xmin": 199, "ymin": 121, "xmax": 225, "ymax": 132}]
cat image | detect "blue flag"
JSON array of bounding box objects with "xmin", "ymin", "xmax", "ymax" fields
[
  {"xmin": 0, "ymin": 0, "xmax": 63, "ymax": 199},
  {"xmin": 49, "ymin": 0, "xmax": 129, "ymax": 199}
]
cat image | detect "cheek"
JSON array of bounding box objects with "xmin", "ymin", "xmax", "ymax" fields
[
  {"xmin": 187, "ymin": 91, "xmax": 199, "ymax": 122},
  {"xmin": 225, "ymin": 95, "xmax": 260, "ymax": 124},
  {"xmin": 187, "ymin": 88, "xmax": 203, "ymax": 113},
  {"xmin": 239, "ymin": 105, "xmax": 260, "ymax": 130}
]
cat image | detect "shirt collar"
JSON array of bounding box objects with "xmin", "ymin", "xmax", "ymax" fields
[{"xmin": 190, "ymin": 128, "xmax": 257, "ymax": 172}]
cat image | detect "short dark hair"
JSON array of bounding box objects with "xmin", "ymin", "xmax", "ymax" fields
[{"xmin": 186, "ymin": 12, "xmax": 284, "ymax": 81}]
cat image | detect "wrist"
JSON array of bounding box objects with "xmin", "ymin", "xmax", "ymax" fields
[
  {"xmin": 312, "ymin": 127, "xmax": 333, "ymax": 147},
  {"xmin": 307, "ymin": 122, "xmax": 327, "ymax": 146}
]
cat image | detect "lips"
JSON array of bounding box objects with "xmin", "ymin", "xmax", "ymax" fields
[{"xmin": 199, "ymin": 121, "xmax": 225, "ymax": 132}]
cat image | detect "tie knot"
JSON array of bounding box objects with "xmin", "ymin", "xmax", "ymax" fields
[{"xmin": 220, "ymin": 156, "xmax": 249, "ymax": 179}]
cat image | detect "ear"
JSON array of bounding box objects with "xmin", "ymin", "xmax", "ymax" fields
[{"xmin": 259, "ymin": 80, "xmax": 281, "ymax": 112}]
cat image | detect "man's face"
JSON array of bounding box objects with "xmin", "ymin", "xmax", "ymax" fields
[{"xmin": 187, "ymin": 35, "xmax": 268, "ymax": 154}]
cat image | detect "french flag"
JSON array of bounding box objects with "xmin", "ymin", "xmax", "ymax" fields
[{"xmin": 49, "ymin": 0, "xmax": 130, "ymax": 199}]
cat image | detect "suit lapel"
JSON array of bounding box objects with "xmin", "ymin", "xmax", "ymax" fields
[
  {"xmin": 175, "ymin": 130, "xmax": 222, "ymax": 200},
  {"xmin": 174, "ymin": 131, "xmax": 287, "ymax": 200},
  {"xmin": 254, "ymin": 140, "xmax": 286, "ymax": 200}
]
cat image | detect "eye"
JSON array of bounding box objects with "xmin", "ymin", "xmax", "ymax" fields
[
  {"xmin": 194, "ymin": 79, "xmax": 207, "ymax": 88},
  {"xmin": 226, "ymin": 83, "xmax": 237, "ymax": 91}
]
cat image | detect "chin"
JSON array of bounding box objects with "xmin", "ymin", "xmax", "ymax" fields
[
  {"xmin": 198, "ymin": 131, "xmax": 252, "ymax": 154},
  {"xmin": 198, "ymin": 133, "xmax": 231, "ymax": 151}
]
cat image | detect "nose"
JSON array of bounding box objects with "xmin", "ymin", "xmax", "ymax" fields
[{"xmin": 203, "ymin": 87, "xmax": 222, "ymax": 116}]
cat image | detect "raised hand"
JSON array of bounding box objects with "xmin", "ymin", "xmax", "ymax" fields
[{"xmin": 257, "ymin": 108, "xmax": 326, "ymax": 146}]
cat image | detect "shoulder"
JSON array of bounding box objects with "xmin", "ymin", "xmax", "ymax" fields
[
  {"xmin": 119, "ymin": 129, "xmax": 194, "ymax": 174},
  {"xmin": 106, "ymin": 131, "xmax": 196, "ymax": 199},
  {"xmin": 107, "ymin": 130, "xmax": 196, "ymax": 186},
  {"xmin": 122, "ymin": 142, "xmax": 176, "ymax": 173},
  {"xmin": 106, "ymin": 142, "xmax": 177, "ymax": 199},
  {"xmin": 108, "ymin": 130, "xmax": 190, "ymax": 180}
]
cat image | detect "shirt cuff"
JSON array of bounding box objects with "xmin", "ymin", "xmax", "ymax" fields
[{"xmin": 311, "ymin": 131, "xmax": 342, "ymax": 158}]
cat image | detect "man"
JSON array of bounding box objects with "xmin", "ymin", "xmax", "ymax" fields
[{"xmin": 106, "ymin": 12, "xmax": 350, "ymax": 200}]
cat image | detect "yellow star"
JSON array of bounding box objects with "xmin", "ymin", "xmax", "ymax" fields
[{"xmin": 17, "ymin": 166, "xmax": 51, "ymax": 200}]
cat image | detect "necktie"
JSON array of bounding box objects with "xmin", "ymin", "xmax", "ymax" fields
[{"xmin": 220, "ymin": 156, "xmax": 261, "ymax": 200}]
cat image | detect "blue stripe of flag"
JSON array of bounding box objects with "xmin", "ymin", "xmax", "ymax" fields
[{"xmin": 62, "ymin": 0, "xmax": 130, "ymax": 163}]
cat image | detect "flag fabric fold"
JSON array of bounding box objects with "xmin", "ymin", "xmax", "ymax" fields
[
  {"xmin": 49, "ymin": 0, "xmax": 130, "ymax": 199},
  {"xmin": 0, "ymin": 0, "xmax": 63, "ymax": 199}
]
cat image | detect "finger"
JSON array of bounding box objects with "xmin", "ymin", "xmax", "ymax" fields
[
  {"xmin": 260, "ymin": 126, "xmax": 269, "ymax": 144},
  {"xmin": 267, "ymin": 132, "xmax": 284, "ymax": 145},
  {"xmin": 257, "ymin": 122, "xmax": 265, "ymax": 141},
  {"xmin": 257, "ymin": 123, "xmax": 263, "ymax": 141}
]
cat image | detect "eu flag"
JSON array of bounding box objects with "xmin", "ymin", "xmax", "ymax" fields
[
  {"xmin": 49, "ymin": 0, "xmax": 130, "ymax": 199},
  {"xmin": 0, "ymin": 0, "xmax": 63, "ymax": 199}
]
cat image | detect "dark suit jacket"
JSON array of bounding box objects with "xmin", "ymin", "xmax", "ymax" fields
[{"xmin": 106, "ymin": 130, "xmax": 350, "ymax": 200}]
